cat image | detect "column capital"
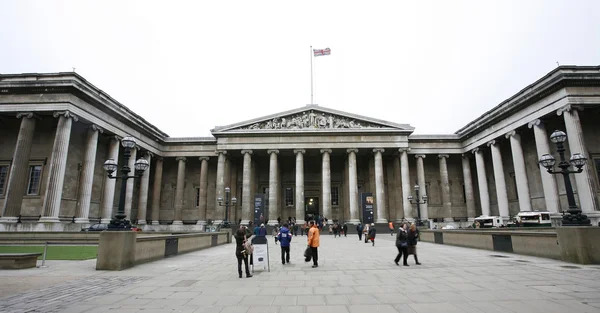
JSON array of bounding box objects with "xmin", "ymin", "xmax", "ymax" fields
[
  {"xmin": 241, "ymin": 150, "xmax": 253, "ymax": 155},
  {"xmin": 438, "ymin": 154, "xmax": 449, "ymax": 159},
  {"xmin": 505, "ymin": 130, "xmax": 518, "ymax": 139},
  {"xmin": 346, "ymin": 148, "xmax": 358, "ymax": 154},
  {"xmin": 154, "ymin": 155, "xmax": 164, "ymax": 161},
  {"xmin": 461, "ymin": 153, "xmax": 471, "ymax": 159},
  {"xmin": 527, "ymin": 119, "xmax": 542, "ymax": 129},
  {"xmin": 53, "ymin": 111, "xmax": 79, "ymax": 122},
  {"xmin": 176, "ymin": 156, "xmax": 187, "ymax": 162},
  {"xmin": 373, "ymin": 148, "xmax": 385, "ymax": 154},
  {"xmin": 267, "ymin": 149, "xmax": 279, "ymax": 155},
  {"xmin": 399, "ymin": 147, "xmax": 411, "ymax": 153},
  {"xmin": 16, "ymin": 112, "xmax": 41, "ymax": 120},
  {"xmin": 557, "ymin": 104, "xmax": 584, "ymax": 116},
  {"xmin": 471, "ymin": 147, "xmax": 480, "ymax": 154},
  {"xmin": 90, "ymin": 124, "xmax": 104, "ymax": 134},
  {"xmin": 215, "ymin": 150, "xmax": 227, "ymax": 156},
  {"xmin": 294, "ymin": 149, "xmax": 306, "ymax": 154},
  {"xmin": 320, "ymin": 149, "xmax": 332, "ymax": 154},
  {"xmin": 143, "ymin": 151, "xmax": 154, "ymax": 159},
  {"xmin": 414, "ymin": 154, "xmax": 426, "ymax": 159},
  {"xmin": 198, "ymin": 156, "xmax": 210, "ymax": 161},
  {"xmin": 486, "ymin": 140, "xmax": 497, "ymax": 147}
]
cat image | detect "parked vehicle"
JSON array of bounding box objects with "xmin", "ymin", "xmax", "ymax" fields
[
  {"xmin": 516, "ymin": 211, "xmax": 552, "ymax": 227},
  {"xmin": 81, "ymin": 223, "xmax": 108, "ymax": 231},
  {"xmin": 474, "ymin": 216, "xmax": 504, "ymax": 228}
]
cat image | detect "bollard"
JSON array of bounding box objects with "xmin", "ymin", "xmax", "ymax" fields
[{"xmin": 39, "ymin": 242, "xmax": 49, "ymax": 268}]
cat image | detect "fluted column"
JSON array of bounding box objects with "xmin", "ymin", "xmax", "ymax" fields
[
  {"xmin": 399, "ymin": 148, "xmax": 412, "ymax": 221},
  {"xmin": 473, "ymin": 148, "xmax": 490, "ymax": 216},
  {"xmin": 415, "ymin": 154, "xmax": 428, "ymax": 220},
  {"xmin": 488, "ymin": 140, "xmax": 509, "ymax": 219},
  {"xmin": 346, "ymin": 149, "xmax": 360, "ymax": 224},
  {"xmin": 150, "ymin": 156, "xmax": 163, "ymax": 225},
  {"xmin": 462, "ymin": 154, "xmax": 477, "ymax": 219},
  {"xmin": 505, "ymin": 131, "xmax": 532, "ymax": 212},
  {"xmin": 74, "ymin": 125, "xmax": 103, "ymax": 223},
  {"xmin": 197, "ymin": 157, "xmax": 209, "ymax": 225},
  {"xmin": 173, "ymin": 156, "xmax": 186, "ymax": 225},
  {"xmin": 373, "ymin": 148, "xmax": 387, "ymax": 223},
  {"xmin": 528, "ymin": 119, "xmax": 560, "ymax": 213},
  {"xmin": 123, "ymin": 147, "xmax": 138, "ymax": 219},
  {"xmin": 215, "ymin": 151, "xmax": 227, "ymax": 223},
  {"xmin": 240, "ymin": 151, "xmax": 253, "ymax": 224},
  {"xmin": 136, "ymin": 152, "xmax": 152, "ymax": 225},
  {"xmin": 101, "ymin": 136, "xmax": 120, "ymax": 223},
  {"xmin": 1, "ymin": 113, "xmax": 37, "ymax": 222},
  {"xmin": 40, "ymin": 111, "xmax": 77, "ymax": 223},
  {"xmin": 558, "ymin": 105, "xmax": 598, "ymax": 212},
  {"xmin": 294, "ymin": 149, "xmax": 306, "ymax": 225},
  {"xmin": 438, "ymin": 154, "xmax": 452, "ymax": 222},
  {"xmin": 321, "ymin": 149, "xmax": 332, "ymax": 222},
  {"xmin": 267, "ymin": 150, "xmax": 279, "ymax": 225}
]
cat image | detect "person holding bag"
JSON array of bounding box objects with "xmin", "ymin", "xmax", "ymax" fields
[
  {"xmin": 234, "ymin": 227, "xmax": 253, "ymax": 278},
  {"xmin": 394, "ymin": 223, "xmax": 409, "ymax": 266}
]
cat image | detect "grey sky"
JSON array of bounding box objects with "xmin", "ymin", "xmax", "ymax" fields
[{"xmin": 1, "ymin": 0, "xmax": 599, "ymax": 137}]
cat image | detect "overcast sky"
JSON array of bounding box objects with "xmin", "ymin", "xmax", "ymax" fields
[{"xmin": 1, "ymin": 0, "xmax": 599, "ymax": 137}]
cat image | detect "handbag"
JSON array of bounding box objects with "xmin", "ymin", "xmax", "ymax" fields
[
  {"xmin": 304, "ymin": 245, "xmax": 312, "ymax": 262},
  {"xmin": 243, "ymin": 235, "xmax": 254, "ymax": 255},
  {"xmin": 400, "ymin": 242, "xmax": 408, "ymax": 248}
]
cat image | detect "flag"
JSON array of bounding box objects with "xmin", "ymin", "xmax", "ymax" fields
[{"xmin": 313, "ymin": 48, "xmax": 331, "ymax": 57}]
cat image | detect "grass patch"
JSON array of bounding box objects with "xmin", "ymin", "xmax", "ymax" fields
[{"xmin": 0, "ymin": 245, "xmax": 98, "ymax": 260}]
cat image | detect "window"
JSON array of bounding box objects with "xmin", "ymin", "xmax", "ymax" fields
[
  {"xmin": 27, "ymin": 165, "xmax": 42, "ymax": 195},
  {"xmin": 0, "ymin": 165, "xmax": 8, "ymax": 195},
  {"xmin": 285, "ymin": 188, "xmax": 293, "ymax": 206},
  {"xmin": 195, "ymin": 188, "xmax": 200, "ymax": 207},
  {"xmin": 331, "ymin": 187, "xmax": 339, "ymax": 205}
]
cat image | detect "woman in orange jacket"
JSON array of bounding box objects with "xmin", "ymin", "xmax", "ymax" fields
[{"xmin": 307, "ymin": 220, "xmax": 320, "ymax": 268}]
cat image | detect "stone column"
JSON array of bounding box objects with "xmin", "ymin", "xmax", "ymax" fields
[
  {"xmin": 438, "ymin": 154, "xmax": 453, "ymax": 222},
  {"xmin": 487, "ymin": 140, "xmax": 510, "ymax": 219},
  {"xmin": 347, "ymin": 149, "xmax": 360, "ymax": 224},
  {"xmin": 505, "ymin": 131, "xmax": 533, "ymax": 212},
  {"xmin": 461, "ymin": 154, "xmax": 477, "ymax": 219},
  {"xmin": 150, "ymin": 156, "xmax": 163, "ymax": 225},
  {"xmin": 215, "ymin": 151, "xmax": 227, "ymax": 223},
  {"xmin": 294, "ymin": 149, "xmax": 306, "ymax": 225},
  {"xmin": 399, "ymin": 148, "xmax": 412, "ymax": 221},
  {"xmin": 473, "ymin": 148, "xmax": 491, "ymax": 216},
  {"xmin": 197, "ymin": 157, "xmax": 209, "ymax": 225},
  {"xmin": 40, "ymin": 111, "xmax": 77, "ymax": 223},
  {"xmin": 373, "ymin": 148, "xmax": 387, "ymax": 223},
  {"xmin": 100, "ymin": 136, "xmax": 120, "ymax": 224},
  {"xmin": 74, "ymin": 125, "xmax": 103, "ymax": 224},
  {"xmin": 528, "ymin": 119, "xmax": 560, "ymax": 213},
  {"xmin": 136, "ymin": 152, "xmax": 152, "ymax": 225},
  {"xmin": 173, "ymin": 157, "xmax": 186, "ymax": 225},
  {"xmin": 321, "ymin": 149, "xmax": 332, "ymax": 223},
  {"xmin": 123, "ymin": 147, "xmax": 137, "ymax": 219},
  {"xmin": 1, "ymin": 113, "xmax": 37, "ymax": 222},
  {"xmin": 240, "ymin": 151, "xmax": 252, "ymax": 224},
  {"xmin": 558, "ymin": 105, "xmax": 598, "ymax": 212},
  {"xmin": 415, "ymin": 154, "xmax": 428, "ymax": 220},
  {"xmin": 267, "ymin": 149, "xmax": 279, "ymax": 225}
]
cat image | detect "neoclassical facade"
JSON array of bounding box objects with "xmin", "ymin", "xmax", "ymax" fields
[{"xmin": 1, "ymin": 66, "xmax": 599, "ymax": 231}]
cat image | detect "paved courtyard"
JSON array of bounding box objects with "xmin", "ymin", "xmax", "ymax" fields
[{"xmin": 1, "ymin": 232, "xmax": 600, "ymax": 313}]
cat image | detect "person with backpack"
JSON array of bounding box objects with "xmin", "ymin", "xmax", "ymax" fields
[
  {"xmin": 233, "ymin": 227, "xmax": 253, "ymax": 278},
  {"xmin": 356, "ymin": 223, "xmax": 364, "ymax": 241},
  {"xmin": 277, "ymin": 223, "xmax": 293, "ymax": 264}
]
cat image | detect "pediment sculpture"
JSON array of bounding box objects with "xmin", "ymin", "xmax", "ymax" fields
[{"xmin": 240, "ymin": 110, "xmax": 384, "ymax": 130}]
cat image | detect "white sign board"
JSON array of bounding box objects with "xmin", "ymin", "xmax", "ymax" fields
[{"xmin": 252, "ymin": 243, "xmax": 269, "ymax": 271}]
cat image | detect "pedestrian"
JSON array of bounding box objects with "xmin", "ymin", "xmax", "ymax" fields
[
  {"xmin": 356, "ymin": 223, "xmax": 364, "ymax": 241},
  {"xmin": 307, "ymin": 220, "xmax": 320, "ymax": 268},
  {"xmin": 342, "ymin": 223, "xmax": 348, "ymax": 237},
  {"xmin": 253, "ymin": 222, "xmax": 261, "ymax": 236},
  {"xmin": 277, "ymin": 223, "xmax": 292, "ymax": 264},
  {"xmin": 273, "ymin": 225, "xmax": 279, "ymax": 245},
  {"xmin": 388, "ymin": 221, "xmax": 394, "ymax": 236},
  {"xmin": 363, "ymin": 223, "xmax": 370, "ymax": 243},
  {"xmin": 277, "ymin": 216, "xmax": 281, "ymax": 225},
  {"xmin": 368, "ymin": 223, "xmax": 377, "ymax": 246},
  {"xmin": 407, "ymin": 223, "xmax": 422, "ymax": 265},
  {"xmin": 233, "ymin": 227, "xmax": 253, "ymax": 278},
  {"xmin": 257, "ymin": 223, "xmax": 267, "ymax": 237},
  {"xmin": 394, "ymin": 223, "xmax": 409, "ymax": 266}
]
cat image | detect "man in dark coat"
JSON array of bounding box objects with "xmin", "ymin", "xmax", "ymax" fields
[
  {"xmin": 368, "ymin": 223, "xmax": 377, "ymax": 246},
  {"xmin": 277, "ymin": 223, "xmax": 293, "ymax": 264}
]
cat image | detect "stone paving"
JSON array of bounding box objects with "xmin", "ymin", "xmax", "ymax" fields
[{"xmin": 1, "ymin": 232, "xmax": 600, "ymax": 313}]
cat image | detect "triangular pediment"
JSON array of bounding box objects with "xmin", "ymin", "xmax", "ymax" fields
[{"xmin": 212, "ymin": 105, "xmax": 414, "ymax": 134}]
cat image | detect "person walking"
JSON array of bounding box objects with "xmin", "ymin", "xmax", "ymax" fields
[
  {"xmin": 277, "ymin": 223, "xmax": 293, "ymax": 264},
  {"xmin": 363, "ymin": 223, "xmax": 370, "ymax": 243},
  {"xmin": 394, "ymin": 223, "xmax": 409, "ymax": 266},
  {"xmin": 257, "ymin": 223, "xmax": 267, "ymax": 237},
  {"xmin": 356, "ymin": 223, "xmax": 364, "ymax": 241},
  {"xmin": 368, "ymin": 223, "xmax": 377, "ymax": 246},
  {"xmin": 273, "ymin": 225, "xmax": 279, "ymax": 245},
  {"xmin": 342, "ymin": 223, "xmax": 348, "ymax": 237},
  {"xmin": 233, "ymin": 227, "xmax": 253, "ymax": 278},
  {"xmin": 307, "ymin": 220, "xmax": 320, "ymax": 268},
  {"xmin": 388, "ymin": 221, "xmax": 395, "ymax": 236},
  {"xmin": 407, "ymin": 223, "xmax": 422, "ymax": 265}
]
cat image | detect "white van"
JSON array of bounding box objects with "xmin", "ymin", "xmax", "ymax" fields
[
  {"xmin": 474, "ymin": 216, "xmax": 504, "ymax": 228},
  {"xmin": 516, "ymin": 211, "xmax": 552, "ymax": 227}
]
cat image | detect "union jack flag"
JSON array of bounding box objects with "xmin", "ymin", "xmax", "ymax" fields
[{"xmin": 313, "ymin": 48, "xmax": 331, "ymax": 57}]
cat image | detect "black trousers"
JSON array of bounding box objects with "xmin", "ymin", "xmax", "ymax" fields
[
  {"xmin": 358, "ymin": 233, "xmax": 362, "ymax": 240},
  {"xmin": 310, "ymin": 247, "xmax": 318, "ymax": 265},
  {"xmin": 237, "ymin": 254, "xmax": 250, "ymax": 275},
  {"xmin": 281, "ymin": 246, "xmax": 290, "ymax": 263},
  {"xmin": 394, "ymin": 245, "xmax": 408, "ymax": 265}
]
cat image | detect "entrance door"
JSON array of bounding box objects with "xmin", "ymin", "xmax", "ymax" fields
[{"xmin": 304, "ymin": 197, "xmax": 319, "ymax": 221}]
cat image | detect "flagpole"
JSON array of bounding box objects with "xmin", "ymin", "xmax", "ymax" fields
[{"xmin": 310, "ymin": 46, "xmax": 314, "ymax": 104}]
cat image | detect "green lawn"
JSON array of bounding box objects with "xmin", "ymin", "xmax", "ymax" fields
[{"xmin": 0, "ymin": 245, "xmax": 98, "ymax": 260}]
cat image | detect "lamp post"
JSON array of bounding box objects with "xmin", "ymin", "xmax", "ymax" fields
[
  {"xmin": 102, "ymin": 136, "xmax": 149, "ymax": 230},
  {"xmin": 407, "ymin": 185, "xmax": 428, "ymax": 226},
  {"xmin": 217, "ymin": 187, "xmax": 237, "ymax": 228},
  {"xmin": 538, "ymin": 130, "xmax": 590, "ymax": 226}
]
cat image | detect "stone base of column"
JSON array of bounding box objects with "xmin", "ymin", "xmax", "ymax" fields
[
  {"xmin": 0, "ymin": 216, "xmax": 19, "ymax": 223},
  {"xmin": 137, "ymin": 220, "xmax": 147, "ymax": 225},
  {"xmin": 213, "ymin": 219, "xmax": 223, "ymax": 225},
  {"xmin": 467, "ymin": 217, "xmax": 476, "ymax": 222},
  {"xmin": 347, "ymin": 219, "xmax": 360, "ymax": 225},
  {"xmin": 39, "ymin": 217, "xmax": 61, "ymax": 223},
  {"xmin": 443, "ymin": 217, "xmax": 454, "ymax": 222},
  {"xmin": 151, "ymin": 220, "xmax": 160, "ymax": 225},
  {"xmin": 172, "ymin": 220, "xmax": 183, "ymax": 225},
  {"xmin": 295, "ymin": 219, "xmax": 306, "ymax": 226},
  {"xmin": 240, "ymin": 220, "xmax": 250, "ymax": 225},
  {"xmin": 74, "ymin": 218, "xmax": 90, "ymax": 224},
  {"xmin": 395, "ymin": 218, "xmax": 413, "ymax": 223},
  {"xmin": 267, "ymin": 219, "xmax": 278, "ymax": 226},
  {"xmin": 196, "ymin": 220, "xmax": 207, "ymax": 225},
  {"xmin": 375, "ymin": 218, "xmax": 388, "ymax": 224},
  {"xmin": 100, "ymin": 218, "xmax": 112, "ymax": 224}
]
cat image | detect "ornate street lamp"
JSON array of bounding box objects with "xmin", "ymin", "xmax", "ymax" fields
[
  {"xmin": 217, "ymin": 187, "xmax": 237, "ymax": 228},
  {"xmin": 407, "ymin": 185, "xmax": 428, "ymax": 226},
  {"xmin": 539, "ymin": 130, "xmax": 591, "ymax": 226},
  {"xmin": 102, "ymin": 136, "xmax": 149, "ymax": 230}
]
